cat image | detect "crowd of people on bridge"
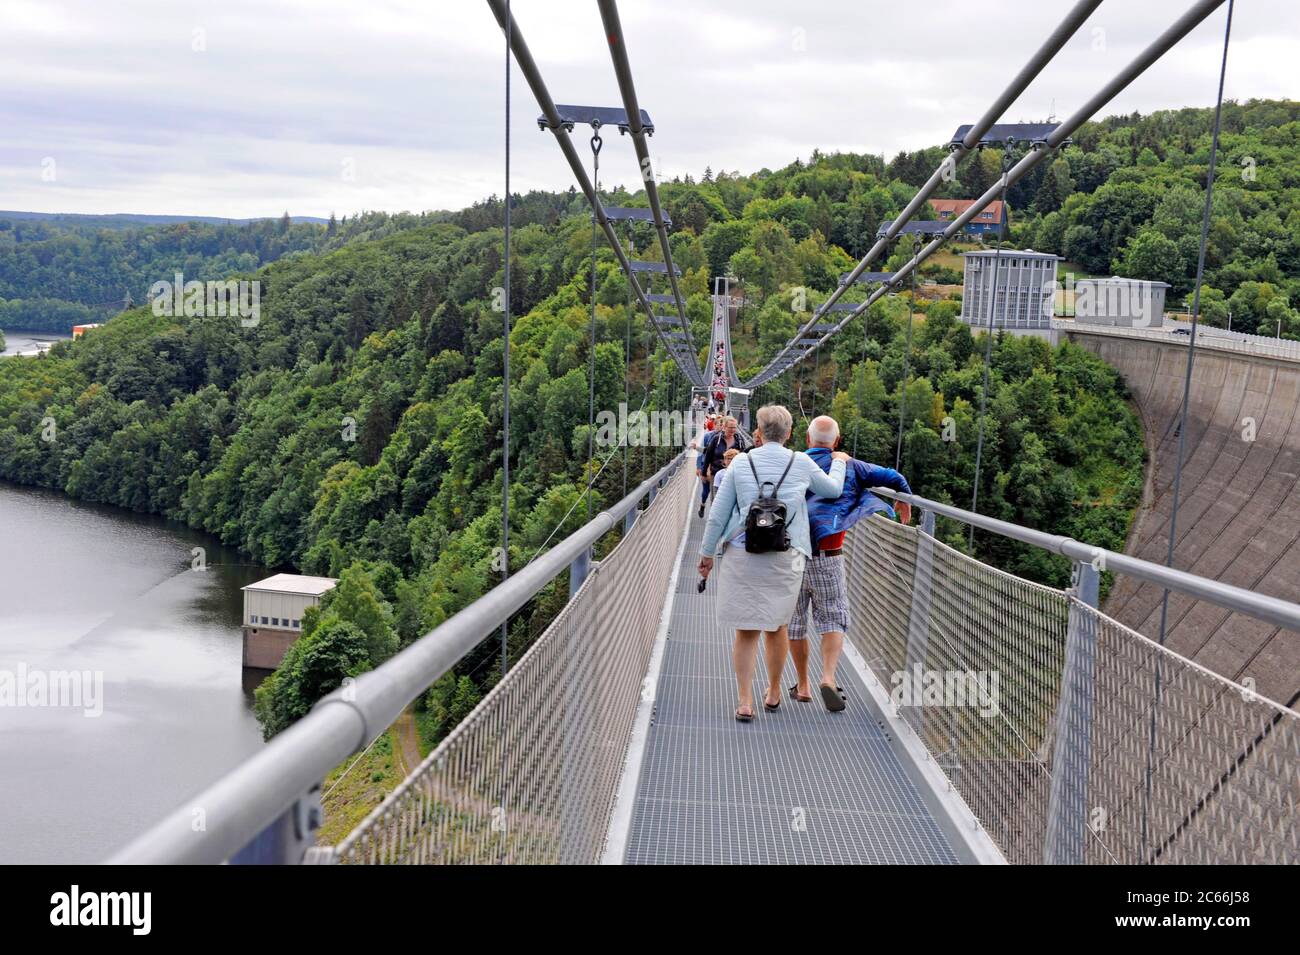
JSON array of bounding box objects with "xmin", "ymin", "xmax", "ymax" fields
[{"xmin": 695, "ymin": 404, "xmax": 912, "ymax": 722}]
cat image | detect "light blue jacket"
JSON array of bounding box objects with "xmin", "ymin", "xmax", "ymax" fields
[{"xmin": 700, "ymin": 443, "xmax": 847, "ymax": 559}]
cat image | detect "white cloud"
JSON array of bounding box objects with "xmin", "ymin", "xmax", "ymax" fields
[{"xmin": 0, "ymin": 0, "xmax": 1293, "ymax": 218}]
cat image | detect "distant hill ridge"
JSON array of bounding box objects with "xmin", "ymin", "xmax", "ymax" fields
[{"xmin": 0, "ymin": 210, "xmax": 330, "ymax": 227}]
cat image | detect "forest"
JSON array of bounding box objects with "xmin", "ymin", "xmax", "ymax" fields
[
  {"xmin": 0, "ymin": 211, "xmax": 456, "ymax": 332},
  {"xmin": 0, "ymin": 99, "xmax": 1293, "ymax": 755}
]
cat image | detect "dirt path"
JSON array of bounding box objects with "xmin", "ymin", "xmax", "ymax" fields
[{"xmin": 392, "ymin": 708, "xmax": 422, "ymax": 777}]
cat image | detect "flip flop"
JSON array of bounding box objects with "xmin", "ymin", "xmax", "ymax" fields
[
  {"xmin": 820, "ymin": 684, "xmax": 847, "ymax": 713},
  {"xmin": 764, "ymin": 695, "xmax": 781, "ymax": 712},
  {"xmin": 735, "ymin": 706, "xmax": 754, "ymax": 723},
  {"xmin": 787, "ymin": 684, "xmax": 813, "ymax": 703}
]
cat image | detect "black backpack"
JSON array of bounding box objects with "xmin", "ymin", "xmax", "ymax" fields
[{"xmin": 743, "ymin": 452, "xmax": 795, "ymax": 554}]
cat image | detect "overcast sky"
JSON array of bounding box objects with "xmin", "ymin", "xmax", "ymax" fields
[{"xmin": 0, "ymin": 0, "xmax": 1294, "ymax": 219}]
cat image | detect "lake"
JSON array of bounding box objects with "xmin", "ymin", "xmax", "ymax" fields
[
  {"xmin": 0, "ymin": 328, "xmax": 71, "ymax": 357},
  {"xmin": 0, "ymin": 481, "xmax": 268, "ymax": 863}
]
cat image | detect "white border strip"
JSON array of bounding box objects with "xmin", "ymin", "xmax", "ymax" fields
[
  {"xmin": 841, "ymin": 640, "xmax": 1007, "ymax": 865},
  {"xmin": 600, "ymin": 470, "xmax": 695, "ymax": 864}
]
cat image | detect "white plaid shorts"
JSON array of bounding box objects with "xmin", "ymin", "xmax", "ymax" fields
[{"xmin": 788, "ymin": 554, "xmax": 850, "ymax": 640}]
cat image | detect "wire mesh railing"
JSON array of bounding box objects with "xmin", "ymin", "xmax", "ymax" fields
[
  {"xmin": 1081, "ymin": 604, "xmax": 1300, "ymax": 864},
  {"xmin": 331, "ymin": 463, "xmax": 693, "ymax": 864},
  {"xmin": 844, "ymin": 514, "xmax": 1300, "ymax": 865}
]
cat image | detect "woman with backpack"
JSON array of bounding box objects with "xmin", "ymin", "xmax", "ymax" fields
[{"xmin": 697, "ymin": 405, "xmax": 849, "ymax": 723}]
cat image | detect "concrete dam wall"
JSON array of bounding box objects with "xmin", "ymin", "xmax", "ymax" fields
[{"xmin": 1065, "ymin": 327, "xmax": 1300, "ymax": 709}]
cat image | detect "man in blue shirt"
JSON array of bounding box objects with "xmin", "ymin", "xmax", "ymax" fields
[{"xmin": 789, "ymin": 415, "xmax": 912, "ymax": 711}]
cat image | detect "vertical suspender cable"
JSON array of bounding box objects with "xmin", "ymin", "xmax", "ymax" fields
[
  {"xmin": 895, "ymin": 233, "xmax": 922, "ymax": 470},
  {"xmin": 1143, "ymin": 0, "xmax": 1235, "ymax": 857},
  {"xmin": 586, "ymin": 127, "xmax": 603, "ymax": 523},
  {"xmin": 1156, "ymin": 0, "xmax": 1233, "ymax": 646},
  {"xmin": 499, "ymin": 0, "xmax": 512, "ymax": 682},
  {"xmin": 810, "ymin": 321, "xmax": 821, "ymax": 427},
  {"xmin": 852, "ymin": 297, "xmax": 873, "ymax": 459},
  {"xmin": 967, "ymin": 142, "xmax": 1017, "ymax": 551},
  {"xmin": 623, "ymin": 223, "xmax": 632, "ymax": 499},
  {"xmin": 496, "ymin": 0, "xmax": 512, "ymax": 868}
]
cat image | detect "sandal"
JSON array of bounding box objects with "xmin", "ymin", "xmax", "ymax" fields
[
  {"xmin": 764, "ymin": 694, "xmax": 781, "ymax": 712},
  {"xmin": 820, "ymin": 684, "xmax": 847, "ymax": 713},
  {"xmin": 788, "ymin": 684, "xmax": 813, "ymax": 703},
  {"xmin": 735, "ymin": 705, "xmax": 754, "ymax": 722}
]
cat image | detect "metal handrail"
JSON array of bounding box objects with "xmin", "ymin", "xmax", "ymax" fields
[
  {"xmin": 109, "ymin": 452, "xmax": 686, "ymax": 864},
  {"xmin": 870, "ymin": 486, "xmax": 1300, "ymax": 634}
]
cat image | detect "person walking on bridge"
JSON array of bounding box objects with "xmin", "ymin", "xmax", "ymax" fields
[
  {"xmin": 694, "ymin": 415, "xmax": 748, "ymax": 518},
  {"xmin": 698, "ymin": 405, "xmax": 849, "ymax": 722},
  {"xmin": 788, "ymin": 415, "xmax": 912, "ymax": 711}
]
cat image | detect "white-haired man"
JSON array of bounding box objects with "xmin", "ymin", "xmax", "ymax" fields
[{"xmin": 788, "ymin": 415, "xmax": 912, "ymax": 711}]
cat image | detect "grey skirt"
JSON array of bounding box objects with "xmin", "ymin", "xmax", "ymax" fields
[{"xmin": 715, "ymin": 546, "xmax": 806, "ymax": 632}]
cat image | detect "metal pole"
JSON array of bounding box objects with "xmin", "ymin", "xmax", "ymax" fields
[
  {"xmin": 1044, "ymin": 561, "xmax": 1100, "ymax": 864},
  {"xmin": 902, "ymin": 509, "xmax": 937, "ymax": 733}
]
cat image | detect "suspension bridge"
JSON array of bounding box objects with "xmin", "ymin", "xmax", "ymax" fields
[{"xmin": 109, "ymin": 0, "xmax": 1299, "ymax": 865}]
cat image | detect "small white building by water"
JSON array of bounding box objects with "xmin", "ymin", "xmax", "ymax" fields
[{"xmin": 241, "ymin": 573, "xmax": 337, "ymax": 669}]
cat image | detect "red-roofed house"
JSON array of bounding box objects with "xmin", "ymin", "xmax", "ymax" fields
[{"xmin": 928, "ymin": 198, "xmax": 1006, "ymax": 237}]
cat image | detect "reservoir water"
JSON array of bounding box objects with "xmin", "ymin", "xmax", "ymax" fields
[
  {"xmin": 0, "ymin": 328, "xmax": 71, "ymax": 357},
  {"xmin": 0, "ymin": 481, "xmax": 268, "ymax": 862}
]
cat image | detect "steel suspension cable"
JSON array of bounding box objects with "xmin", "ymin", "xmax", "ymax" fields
[
  {"xmin": 894, "ymin": 233, "xmax": 923, "ymax": 470},
  {"xmin": 484, "ymin": 0, "xmax": 704, "ymax": 388},
  {"xmin": 851, "ymin": 299, "xmax": 872, "ymax": 460},
  {"xmin": 596, "ymin": 0, "xmax": 702, "ymax": 366},
  {"xmin": 1156, "ymin": 1, "xmax": 1234, "ymax": 647},
  {"xmin": 623, "ymin": 221, "xmax": 633, "ymax": 499},
  {"xmin": 745, "ymin": 0, "xmax": 1102, "ymax": 387},
  {"xmin": 500, "ymin": 0, "xmax": 513, "ymax": 682},
  {"xmin": 749, "ymin": 0, "xmax": 1230, "ymax": 391},
  {"xmin": 1143, "ymin": 0, "xmax": 1235, "ymax": 858},
  {"xmin": 496, "ymin": 0, "xmax": 514, "ymax": 867},
  {"xmin": 586, "ymin": 127, "xmax": 603, "ymax": 524}
]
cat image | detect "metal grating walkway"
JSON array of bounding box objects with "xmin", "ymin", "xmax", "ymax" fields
[{"xmin": 623, "ymin": 508, "xmax": 960, "ymax": 864}]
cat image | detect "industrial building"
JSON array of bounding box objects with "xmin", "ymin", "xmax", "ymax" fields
[
  {"xmin": 959, "ymin": 248, "xmax": 1060, "ymax": 332},
  {"xmin": 241, "ymin": 573, "xmax": 337, "ymax": 669},
  {"xmin": 1073, "ymin": 276, "xmax": 1170, "ymax": 328}
]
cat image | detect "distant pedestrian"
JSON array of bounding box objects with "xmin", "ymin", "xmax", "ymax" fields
[
  {"xmin": 711, "ymin": 447, "xmax": 740, "ymax": 494},
  {"xmin": 696, "ymin": 416, "xmax": 748, "ymax": 518}
]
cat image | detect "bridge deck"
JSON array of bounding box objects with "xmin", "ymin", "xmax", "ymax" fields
[{"xmin": 623, "ymin": 508, "xmax": 959, "ymax": 864}]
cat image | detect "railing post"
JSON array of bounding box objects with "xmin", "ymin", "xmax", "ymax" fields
[
  {"xmin": 1044, "ymin": 560, "xmax": 1100, "ymax": 864},
  {"xmin": 569, "ymin": 548, "xmax": 592, "ymax": 599},
  {"xmin": 901, "ymin": 509, "xmax": 937, "ymax": 731},
  {"xmin": 228, "ymin": 784, "xmax": 324, "ymax": 864},
  {"xmin": 623, "ymin": 505, "xmax": 639, "ymax": 534}
]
